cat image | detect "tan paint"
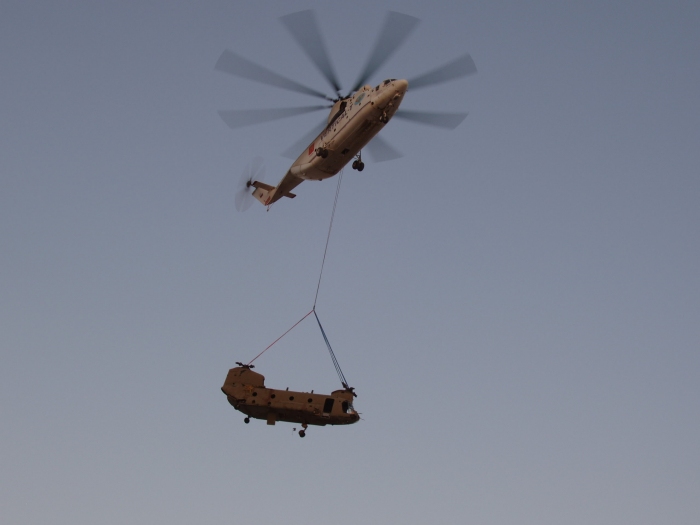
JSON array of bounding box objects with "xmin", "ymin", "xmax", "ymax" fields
[
  {"xmin": 252, "ymin": 79, "xmax": 408, "ymax": 207},
  {"xmin": 222, "ymin": 366, "xmax": 359, "ymax": 427}
]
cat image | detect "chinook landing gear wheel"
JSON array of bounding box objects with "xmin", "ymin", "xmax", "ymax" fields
[
  {"xmin": 357, "ymin": 162, "xmax": 364, "ymax": 171},
  {"xmin": 298, "ymin": 422, "xmax": 308, "ymax": 438},
  {"xmin": 244, "ymin": 417, "xmax": 250, "ymax": 424},
  {"xmin": 315, "ymin": 147, "xmax": 329, "ymax": 159}
]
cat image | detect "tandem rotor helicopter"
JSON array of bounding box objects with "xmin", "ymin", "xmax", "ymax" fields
[
  {"xmin": 222, "ymin": 363, "xmax": 358, "ymax": 438},
  {"xmin": 216, "ymin": 10, "xmax": 477, "ymax": 210}
]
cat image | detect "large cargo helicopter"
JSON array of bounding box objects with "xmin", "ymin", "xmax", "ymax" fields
[
  {"xmin": 222, "ymin": 364, "xmax": 359, "ymax": 438},
  {"xmin": 216, "ymin": 10, "xmax": 477, "ymax": 210}
]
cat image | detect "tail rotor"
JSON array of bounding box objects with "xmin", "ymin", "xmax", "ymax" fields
[{"xmin": 235, "ymin": 157, "xmax": 265, "ymax": 212}]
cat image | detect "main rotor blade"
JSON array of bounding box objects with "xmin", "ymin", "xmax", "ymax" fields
[
  {"xmin": 349, "ymin": 12, "xmax": 419, "ymax": 94},
  {"xmin": 365, "ymin": 135, "xmax": 403, "ymax": 162},
  {"xmin": 408, "ymin": 53, "xmax": 477, "ymax": 90},
  {"xmin": 218, "ymin": 106, "xmax": 328, "ymax": 129},
  {"xmin": 215, "ymin": 50, "xmax": 332, "ymax": 101},
  {"xmin": 394, "ymin": 110, "xmax": 468, "ymax": 129},
  {"xmin": 281, "ymin": 119, "xmax": 328, "ymax": 159},
  {"xmin": 280, "ymin": 10, "xmax": 342, "ymax": 95}
]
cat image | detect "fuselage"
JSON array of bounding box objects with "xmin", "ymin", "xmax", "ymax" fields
[
  {"xmin": 222, "ymin": 366, "xmax": 359, "ymax": 427},
  {"xmin": 264, "ymin": 78, "xmax": 408, "ymax": 204}
]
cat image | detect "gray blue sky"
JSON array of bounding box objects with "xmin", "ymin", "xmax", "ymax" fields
[{"xmin": 2, "ymin": 1, "xmax": 699, "ymax": 523}]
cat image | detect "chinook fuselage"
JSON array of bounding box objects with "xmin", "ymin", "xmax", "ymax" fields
[{"xmin": 222, "ymin": 366, "xmax": 359, "ymax": 428}]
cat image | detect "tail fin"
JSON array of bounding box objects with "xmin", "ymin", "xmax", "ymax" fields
[
  {"xmin": 251, "ymin": 181, "xmax": 275, "ymax": 206},
  {"xmin": 251, "ymin": 181, "xmax": 297, "ymax": 206}
]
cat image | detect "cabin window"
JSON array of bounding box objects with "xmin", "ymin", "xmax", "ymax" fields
[{"xmin": 322, "ymin": 398, "xmax": 335, "ymax": 414}]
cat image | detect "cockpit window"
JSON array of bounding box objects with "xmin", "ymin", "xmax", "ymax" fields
[{"xmin": 383, "ymin": 79, "xmax": 396, "ymax": 85}]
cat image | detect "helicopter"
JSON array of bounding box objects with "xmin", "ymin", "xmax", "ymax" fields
[
  {"xmin": 222, "ymin": 364, "xmax": 359, "ymax": 438},
  {"xmin": 216, "ymin": 10, "xmax": 477, "ymax": 210}
]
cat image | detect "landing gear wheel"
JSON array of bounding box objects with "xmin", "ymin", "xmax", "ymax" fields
[
  {"xmin": 315, "ymin": 147, "xmax": 329, "ymax": 159},
  {"xmin": 298, "ymin": 422, "xmax": 308, "ymax": 438},
  {"xmin": 352, "ymin": 153, "xmax": 364, "ymax": 171},
  {"xmin": 244, "ymin": 417, "xmax": 250, "ymax": 424}
]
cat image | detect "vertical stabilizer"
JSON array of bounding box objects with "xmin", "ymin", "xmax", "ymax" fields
[{"xmin": 252, "ymin": 181, "xmax": 275, "ymax": 206}]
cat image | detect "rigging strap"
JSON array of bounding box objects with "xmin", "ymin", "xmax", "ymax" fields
[
  {"xmin": 313, "ymin": 309, "xmax": 351, "ymax": 389},
  {"xmin": 247, "ymin": 309, "xmax": 314, "ymax": 366}
]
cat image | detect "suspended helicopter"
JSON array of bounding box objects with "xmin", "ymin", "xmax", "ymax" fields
[
  {"xmin": 216, "ymin": 10, "xmax": 477, "ymax": 210},
  {"xmin": 222, "ymin": 363, "xmax": 359, "ymax": 438}
]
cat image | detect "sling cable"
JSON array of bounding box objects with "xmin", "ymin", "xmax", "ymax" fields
[{"xmin": 245, "ymin": 170, "xmax": 354, "ymax": 395}]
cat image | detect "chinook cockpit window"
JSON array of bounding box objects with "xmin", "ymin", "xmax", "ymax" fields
[{"xmin": 383, "ymin": 79, "xmax": 396, "ymax": 85}]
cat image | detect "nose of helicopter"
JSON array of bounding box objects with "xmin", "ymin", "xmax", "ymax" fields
[{"xmin": 395, "ymin": 79, "xmax": 408, "ymax": 93}]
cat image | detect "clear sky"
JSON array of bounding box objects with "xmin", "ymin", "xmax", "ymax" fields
[{"xmin": 2, "ymin": 1, "xmax": 699, "ymax": 523}]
